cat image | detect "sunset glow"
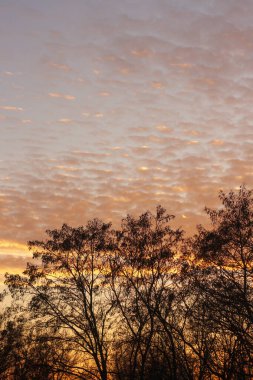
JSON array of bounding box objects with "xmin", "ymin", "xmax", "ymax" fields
[{"xmin": 1, "ymin": 0, "xmax": 253, "ymax": 277}]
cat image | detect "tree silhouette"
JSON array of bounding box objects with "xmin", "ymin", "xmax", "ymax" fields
[
  {"xmin": 109, "ymin": 206, "xmax": 184, "ymax": 380},
  {"xmin": 185, "ymin": 186, "xmax": 253, "ymax": 378},
  {"xmin": 0, "ymin": 306, "xmax": 75, "ymax": 380},
  {"xmin": 2, "ymin": 187, "xmax": 253, "ymax": 379},
  {"xmin": 6, "ymin": 220, "xmax": 116, "ymax": 380}
]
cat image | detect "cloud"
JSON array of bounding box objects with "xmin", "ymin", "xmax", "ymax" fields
[
  {"xmin": 58, "ymin": 118, "xmax": 74, "ymax": 124},
  {"xmin": 0, "ymin": 240, "xmax": 27, "ymax": 253},
  {"xmin": 3, "ymin": 71, "xmax": 15, "ymax": 76},
  {"xmin": 0, "ymin": 106, "xmax": 23, "ymax": 111},
  {"xmin": 0, "ymin": 254, "xmax": 31, "ymax": 277},
  {"xmin": 155, "ymin": 125, "xmax": 171, "ymax": 133},
  {"xmin": 48, "ymin": 92, "xmax": 76, "ymax": 100},
  {"xmin": 211, "ymin": 139, "xmax": 224, "ymax": 146},
  {"xmin": 49, "ymin": 62, "xmax": 72, "ymax": 72},
  {"xmin": 1, "ymin": 0, "xmax": 253, "ymax": 263},
  {"xmin": 99, "ymin": 92, "xmax": 110, "ymax": 97},
  {"xmin": 22, "ymin": 119, "xmax": 32, "ymax": 124}
]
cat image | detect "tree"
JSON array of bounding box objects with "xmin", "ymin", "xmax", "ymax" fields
[
  {"xmin": 0, "ymin": 298, "xmax": 76, "ymax": 380},
  {"xmin": 186, "ymin": 186, "xmax": 253, "ymax": 378},
  {"xmin": 4, "ymin": 188, "xmax": 253, "ymax": 379},
  {"xmin": 109, "ymin": 206, "xmax": 185, "ymax": 380},
  {"xmin": 5, "ymin": 220, "xmax": 116, "ymax": 380}
]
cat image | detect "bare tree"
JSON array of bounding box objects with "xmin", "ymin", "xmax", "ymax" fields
[
  {"xmin": 184, "ymin": 186, "xmax": 253, "ymax": 378},
  {"xmin": 5, "ymin": 220, "xmax": 116, "ymax": 380},
  {"xmin": 3, "ymin": 188, "xmax": 253, "ymax": 379},
  {"xmin": 110, "ymin": 206, "xmax": 184, "ymax": 380}
]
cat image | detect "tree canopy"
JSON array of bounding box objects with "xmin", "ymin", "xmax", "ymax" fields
[{"xmin": 1, "ymin": 186, "xmax": 253, "ymax": 379}]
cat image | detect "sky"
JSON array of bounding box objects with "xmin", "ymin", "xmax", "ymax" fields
[{"xmin": 1, "ymin": 0, "xmax": 253, "ymax": 283}]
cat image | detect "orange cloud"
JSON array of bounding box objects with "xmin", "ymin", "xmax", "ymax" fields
[
  {"xmin": 58, "ymin": 118, "xmax": 74, "ymax": 124},
  {"xmin": 49, "ymin": 62, "xmax": 72, "ymax": 72},
  {"xmin": 156, "ymin": 125, "xmax": 171, "ymax": 133},
  {"xmin": 48, "ymin": 92, "xmax": 76, "ymax": 100},
  {"xmin": 211, "ymin": 139, "xmax": 224, "ymax": 146},
  {"xmin": 0, "ymin": 106, "xmax": 23, "ymax": 111},
  {"xmin": 99, "ymin": 92, "xmax": 110, "ymax": 97},
  {"xmin": 0, "ymin": 240, "xmax": 27, "ymax": 251},
  {"xmin": 131, "ymin": 49, "xmax": 151, "ymax": 57},
  {"xmin": 152, "ymin": 82, "xmax": 164, "ymax": 89},
  {"xmin": 170, "ymin": 63, "xmax": 193, "ymax": 69}
]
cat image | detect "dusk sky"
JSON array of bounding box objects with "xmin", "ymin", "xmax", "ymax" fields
[{"xmin": 1, "ymin": 0, "xmax": 253, "ymax": 283}]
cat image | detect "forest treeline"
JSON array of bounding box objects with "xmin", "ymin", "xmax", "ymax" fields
[{"xmin": 1, "ymin": 186, "xmax": 253, "ymax": 379}]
